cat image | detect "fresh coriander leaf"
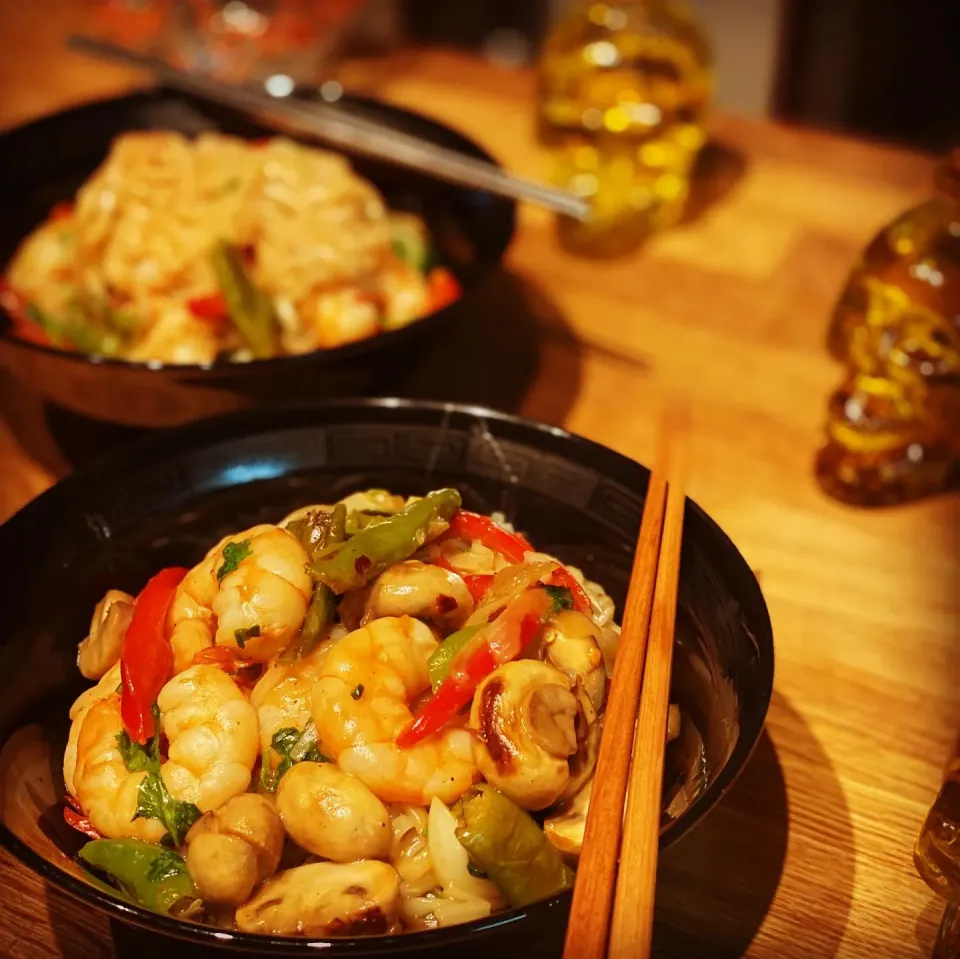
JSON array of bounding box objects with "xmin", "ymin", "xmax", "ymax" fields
[
  {"xmin": 259, "ymin": 721, "xmax": 329, "ymax": 792},
  {"xmin": 216, "ymin": 539, "xmax": 252, "ymax": 582},
  {"xmin": 290, "ymin": 721, "xmax": 326, "ymax": 762},
  {"xmin": 543, "ymin": 584, "xmax": 573, "ymax": 613},
  {"xmin": 164, "ymin": 797, "xmax": 201, "ymax": 847},
  {"xmin": 303, "ymin": 743, "xmax": 330, "ymax": 764},
  {"xmin": 115, "ymin": 729, "xmax": 159, "ymax": 772},
  {"xmin": 133, "ymin": 774, "xmax": 200, "ymax": 847},
  {"xmin": 133, "ymin": 772, "xmax": 164, "ymax": 822},
  {"xmin": 271, "ymin": 727, "xmax": 302, "ymax": 754},
  {"xmin": 146, "ymin": 848, "xmax": 190, "ymax": 884},
  {"xmin": 234, "ymin": 624, "xmax": 261, "ymax": 648}
]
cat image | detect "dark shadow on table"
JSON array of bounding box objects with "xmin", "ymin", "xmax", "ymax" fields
[
  {"xmin": 374, "ymin": 267, "xmax": 581, "ymax": 422},
  {"xmin": 652, "ymin": 728, "xmax": 787, "ymax": 958},
  {"xmin": 653, "ymin": 690, "xmax": 855, "ymax": 958},
  {"xmin": 0, "ymin": 268, "xmax": 581, "ymax": 475},
  {"xmin": 679, "ymin": 140, "xmax": 748, "ymax": 228},
  {"xmin": 916, "ymin": 894, "xmax": 947, "ymax": 957}
]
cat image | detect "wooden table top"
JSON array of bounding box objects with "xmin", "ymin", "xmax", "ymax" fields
[{"xmin": 0, "ymin": 6, "xmax": 958, "ymax": 958}]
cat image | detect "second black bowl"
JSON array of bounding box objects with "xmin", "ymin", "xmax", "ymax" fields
[
  {"xmin": 0, "ymin": 91, "xmax": 515, "ymax": 427},
  {"xmin": 0, "ymin": 399, "xmax": 773, "ymax": 956}
]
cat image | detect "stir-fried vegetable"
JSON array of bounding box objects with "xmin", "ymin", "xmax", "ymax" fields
[
  {"xmin": 344, "ymin": 510, "xmax": 394, "ymax": 536},
  {"xmin": 211, "ymin": 241, "xmax": 279, "ymax": 359},
  {"xmin": 545, "ymin": 567, "xmax": 592, "ymax": 615},
  {"xmin": 447, "ymin": 510, "xmax": 532, "ymax": 564},
  {"xmin": 287, "ymin": 505, "xmax": 347, "ymax": 565},
  {"xmin": 120, "ymin": 567, "xmax": 187, "ymax": 745},
  {"xmin": 64, "ymin": 794, "xmax": 101, "ymax": 840},
  {"xmin": 390, "ymin": 214, "xmax": 430, "ymax": 272},
  {"xmin": 426, "ymin": 266, "xmax": 462, "ymax": 312},
  {"xmin": 186, "ymin": 292, "xmax": 228, "ymax": 323},
  {"xmin": 260, "ymin": 721, "xmax": 330, "ymax": 792},
  {"xmin": 309, "ymin": 489, "xmax": 462, "ymax": 594},
  {"xmin": 427, "ymin": 625, "xmax": 483, "ymax": 692},
  {"xmin": 282, "ymin": 505, "xmax": 347, "ymax": 663},
  {"xmin": 453, "ymin": 784, "xmax": 574, "ymax": 907},
  {"xmin": 0, "ymin": 281, "xmax": 125, "ymax": 354},
  {"xmin": 79, "ymin": 839, "xmax": 198, "ymax": 916},
  {"xmin": 117, "ymin": 725, "xmax": 201, "ymax": 845},
  {"xmin": 397, "ymin": 585, "xmax": 571, "ymax": 748}
]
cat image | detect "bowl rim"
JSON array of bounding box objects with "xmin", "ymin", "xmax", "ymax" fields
[
  {"xmin": 0, "ymin": 398, "xmax": 774, "ymax": 953},
  {"xmin": 0, "ymin": 90, "xmax": 516, "ymax": 376}
]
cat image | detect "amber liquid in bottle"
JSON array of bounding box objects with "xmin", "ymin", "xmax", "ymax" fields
[
  {"xmin": 916, "ymin": 744, "xmax": 960, "ymax": 958},
  {"xmin": 538, "ymin": 0, "xmax": 712, "ymax": 257},
  {"xmin": 816, "ymin": 151, "xmax": 960, "ymax": 505}
]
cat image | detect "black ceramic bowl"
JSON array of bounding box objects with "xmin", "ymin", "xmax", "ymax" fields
[
  {"xmin": 0, "ymin": 400, "xmax": 773, "ymax": 957},
  {"xmin": 0, "ymin": 92, "xmax": 515, "ymax": 428}
]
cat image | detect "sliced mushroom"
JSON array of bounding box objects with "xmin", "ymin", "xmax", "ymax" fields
[
  {"xmin": 235, "ymin": 860, "xmax": 402, "ymax": 937},
  {"xmin": 557, "ymin": 683, "xmax": 601, "ymax": 804},
  {"xmin": 597, "ymin": 621, "xmax": 620, "ymax": 676},
  {"xmin": 469, "ymin": 660, "xmax": 595, "ymax": 810},
  {"xmin": 362, "ymin": 560, "xmax": 473, "ymax": 629},
  {"xmin": 276, "ymin": 762, "xmax": 392, "ymax": 862},
  {"xmin": 544, "ymin": 777, "xmax": 592, "ymax": 860},
  {"xmin": 536, "ymin": 610, "xmax": 607, "ymax": 713},
  {"xmin": 185, "ymin": 794, "xmax": 285, "ymax": 906},
  {"xmin": 77, "ymin": 590, "xmax": 134, "ymax": 680}
]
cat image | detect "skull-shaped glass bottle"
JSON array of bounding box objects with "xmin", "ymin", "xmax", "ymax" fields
[{"xmin": 816, "ymin": 151, "xmax": 960, "ymax": 505}]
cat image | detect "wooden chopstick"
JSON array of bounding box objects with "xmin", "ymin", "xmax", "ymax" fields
[
  {"xmin": 66, "ymin": 34, "xmax": 591, "ymax": 222},
  {"xmin": 609, "ymin": 443, "xmax": 686, "ymax": 957},
  {"xmin": 562, "ymin": 415, "xmax": 686, "ymax": 959}
]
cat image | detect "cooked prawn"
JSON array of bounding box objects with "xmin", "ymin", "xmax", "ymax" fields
[
  {"xmin": 157, "ymin": 665, "xmax": 259, "ymax": 810},
  {"xmin": 250, "ymin": 639, "xmax": 337, "ymax": 755},
  {"xmin": 69, "ymin": 664, "xmax": 258, "ymax": 838},
  {"xmin": 70, "ymin": 695, "xmax": 167, "ymax": 842},
  {"xmin": 167, "ymin": 524, "xmax": 312, "ymax": 672},
  {"xmin": 311, "ymin": 616, "xmax": 478, "ymax": 805},
  {"xmin": 64, "ymin": 662, "xmax": 122, "ymax": 797}
]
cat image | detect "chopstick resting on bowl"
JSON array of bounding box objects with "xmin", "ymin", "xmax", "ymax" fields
[
  {"xmin": 66, "ymin": 34, "xmax": 591, "ymax": 222},
  {"xmin": 563, "ymin": 412, "xmax": 687, "ymax": 959}
]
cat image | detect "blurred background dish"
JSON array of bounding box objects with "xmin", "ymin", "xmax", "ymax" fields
[
  {"xmin": 0, "ymin": 89, "xmax": 515, "ymax": 427},
  {"xmin": 0, "ymin": 399, "xmax": 774, "ymax": 955},
  {"xmin": 4, "ymin": 127, "xmax": 461, "ymax": 365}
]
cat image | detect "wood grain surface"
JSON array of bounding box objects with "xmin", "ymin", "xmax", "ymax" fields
[{"xmin": 0, "ymin": 4, "xmax": 958, "ymax": 958}]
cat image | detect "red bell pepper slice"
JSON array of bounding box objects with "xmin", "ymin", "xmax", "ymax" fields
[
  {"xmin": 0, "ymin": 280, "xmax": 52, "ymax": 347},
  {"xmin": 51, "ymin": 201, "xmax": 75, "ymax": 222},
  {"xmin": 447, "ymin": 510, "xmax": 533, "ymax": 565},
  {"xmin": 426, "ymin": 266, "xmax": 462, "ymax": 312},
  {"xmin": 187, "ymin": 292, "xmax": 228, "ymax": 323},
  {"xmin": 396, "ymin": 588, "xmax": 553, "ymax": 749},
  {"xmin": 120, "ymin": 566, "xmax": 188, "ymax": 745},
  {"xmin": 64, "ymin": 794, "xmax": 101, "ymax": 840},
  {"xmin": 462, "ymin": 573, "xmax": 494, "ymax": 603},
  {"xmin": 64, "ymin": 805, "xmax": 101, "ymax": 840},
  {"xmin": 396, "ymin": 643, "xmax": 495, "ymax": 749},
  {"xmin": 545, "ymin": 566, "xmax": 592, "ymax": 615}
]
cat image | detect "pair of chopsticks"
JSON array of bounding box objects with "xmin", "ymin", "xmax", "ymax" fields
[
  {"xmin": 563, "ymin": 415, "xmax": 687, "ymax": 959},
  {"xmin": 67, "ymin": 34, "xmax": 591, "ymax": 222}
]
